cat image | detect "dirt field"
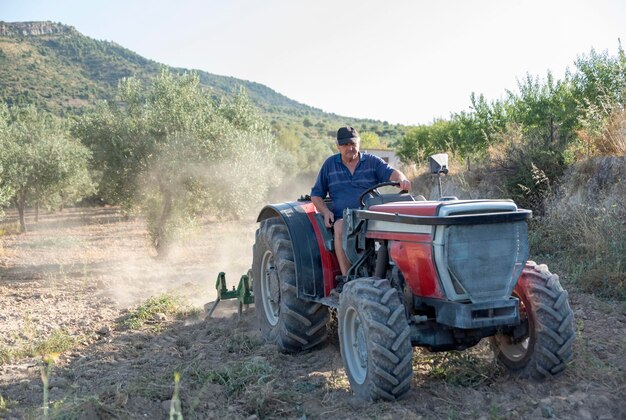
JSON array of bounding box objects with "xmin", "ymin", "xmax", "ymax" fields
[{"xmin": 0, "ymin": 207, "xmax": 624, "ymax": 419}]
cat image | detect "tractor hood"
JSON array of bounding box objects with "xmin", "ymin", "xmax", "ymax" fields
[{"xmin": 368, "ymin": 199, "xmax": 521, "ymax": 218}]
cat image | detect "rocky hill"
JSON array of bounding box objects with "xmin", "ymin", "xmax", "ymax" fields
[{"xmin": 0, "ymin": 21, "xmax": 69, "ymax": 36}]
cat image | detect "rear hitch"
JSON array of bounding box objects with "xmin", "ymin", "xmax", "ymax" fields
[{"xmin": 206, "ymin": 270, "xmax": 254, "ymax": 319}]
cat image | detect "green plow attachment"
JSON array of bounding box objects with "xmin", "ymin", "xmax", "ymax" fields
[{"xmin": 206, "ymin": 271, "xmax": 254, "ymax": 319}]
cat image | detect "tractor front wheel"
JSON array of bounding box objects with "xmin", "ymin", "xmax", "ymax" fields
[
  {"xmin": 252, "ymin": 218, "xmax": 329, "ymax": 352},
  {"xmin": 490, "ymin": 261, "xmax": 574, "ymax": 378},
  {"xmin": 338, "ymin": 278, "xmax": 412, "ymax": 401}
]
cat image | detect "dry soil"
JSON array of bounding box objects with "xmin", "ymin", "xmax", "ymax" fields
[{"xmin": 0, "ymin": 207, "xmax": 624, "ymax": 419}]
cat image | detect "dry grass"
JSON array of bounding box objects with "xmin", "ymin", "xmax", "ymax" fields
[
  {"xmin": 412, "ymin": 345, "xmax": 502, "ymax": 387},
  {"xmin": 197, "ymin": 359, "xmax": 274, "ymax": 396},
  {"xmin": 530, "ymin": 198, "xmax": 625, "ymax": 299},
  {"xmin": 576, "ymin": 106, "xmax": 626, "ymax": 157},
  {"xmin": 408, "ymin": 151, "xmax": 490, "ymax": 200},
  {"xmin": 0, "ymin": 39, "xmax": 32, "ymax": 56},
  {"xmin": 601, "ymin": 107, "xmax": 626, "ymax": 154},
  {"xmin": 118, "ymin": 294, "xmax": 203, "ymax": 330},
  {"xmin": 0, "ymin": 329, "xmax": 80, "ymax": 365},
  {"xmin": 0, "ymin": 222, "xmax": 21, "ymax": 237}
]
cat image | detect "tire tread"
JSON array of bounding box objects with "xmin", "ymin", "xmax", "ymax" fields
[
  {"xmin": 252, "ymin": 218, "xmax": 329, "ymax": 353},
  {"xmin": 491, "ymin": 262, "xmax": 575, "ymax": 379},
  {"xmin": 339, "ymin": 278, "xmax": 412, "ymax": 401}
]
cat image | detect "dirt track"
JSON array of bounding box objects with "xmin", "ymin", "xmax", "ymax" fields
[{"xmin": 0, "ymin": 208, "xmax": 624, "ymax": 419}]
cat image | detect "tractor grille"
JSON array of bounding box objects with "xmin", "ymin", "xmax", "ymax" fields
[{"xmin": 443, "ymin": 221, "xmax": 528, "ymax": 302}]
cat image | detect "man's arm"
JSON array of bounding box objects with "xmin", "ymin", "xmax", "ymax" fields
[
  {"xmin": 371, "ymin": 154, "xmax": 411, "ymax": 192},
  {"xmin": 390, "ymin": 169, "xmax": 412, "ymax": 191},
  {"xmin": 311, "ymin": 196, "xmax": 334, "ymax": 228}
]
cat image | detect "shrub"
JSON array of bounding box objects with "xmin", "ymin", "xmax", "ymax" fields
[
  {"xmin": 530, "ymin": 202, "xmax": 625, "ymax": 300},
  {"xmin": 486, "ymin": 125, "xmax": 567, "ymax": 215},
  {"xmin": 576, "ymin": 105, "xmax": 626, "ymax": 157}
]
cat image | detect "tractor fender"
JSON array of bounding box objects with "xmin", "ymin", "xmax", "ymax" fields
[{"xmin": 257, "ymin": 201, "xmax": 332, "ymax": 300}]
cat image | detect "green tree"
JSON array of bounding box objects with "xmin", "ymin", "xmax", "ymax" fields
[
  {"xmin": 573, "ymin": 45, "xmax": 626, "ymax": 151},
  {"xmin": 74, "ymin": 70, "xmax": 283, "ymax": 255},
  {"xmin": 573, "ymin": 46, "xmax": 626, "ymax": 110},
  {"xmin": 504, "ymin": 72, "xmax": 579, "ymax": 144},
  {"xmin": 0, "ymin": 105, "xmax": 14, "ymax": 217},
  {"xmin": 397, "ymin": 46, "xmax": 626, "ymax": 166},
  {"xmin": 360, "ymin": 131, "xmax": 384, "ymax": 149},
  {"xmin": 0, "ymin": 104, "xmax": 93, "ymax": 232},
  {"xmin": 397, "ymin": 120, "xmax": 456, "ymax": 164}
]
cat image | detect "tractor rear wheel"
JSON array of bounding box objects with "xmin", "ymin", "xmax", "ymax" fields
[
  {"xmin": 490, "ymin": 261, "xmax": 574, "ymax": 378},
  {"xmin": 252, "ymin": 217, "xmax": 329, "ymax": 352},
  {"xmin": 338, "ymin": 278, "xmax": 412, "ymax": 401}
]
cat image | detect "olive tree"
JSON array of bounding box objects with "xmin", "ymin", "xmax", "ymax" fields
[
  {"xmin": 0, "ymin": 105, "xmax": 13, "ymax": 217},
  {"xmin": 0, "ymin": 104, "xmax": 93, "ymax": 232},
  {"xmin": 74, "ymin": 70, "xmax": 284, "ymax": 255}
]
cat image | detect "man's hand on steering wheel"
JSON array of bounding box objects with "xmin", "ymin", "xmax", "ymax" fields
[{"xmin": 398, "ymin": 178, "xmax": 411, "ymax": 192}]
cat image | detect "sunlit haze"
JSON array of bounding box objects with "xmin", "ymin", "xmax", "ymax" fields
[{"xmin": 2, "ymin": 0, "xmax": 625, "ymax": 124}]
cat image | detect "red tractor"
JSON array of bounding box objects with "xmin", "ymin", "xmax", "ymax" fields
[{"xmin": 251, "ymin": 154, "xmax": 574, "ymax": 401}]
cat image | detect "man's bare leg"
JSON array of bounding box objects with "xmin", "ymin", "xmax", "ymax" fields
[{"xmin": 334, "ymin": 219, "xmax": 351, "ymax": 276}]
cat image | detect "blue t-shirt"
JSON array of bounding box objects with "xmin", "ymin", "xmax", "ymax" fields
[{"xmin": 311, "ymin": 152, "xmax": 395, "ymax": 219}]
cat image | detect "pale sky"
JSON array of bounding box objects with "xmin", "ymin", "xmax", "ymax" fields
[{"xmin": 1, "ymin": 0, "xmax": 625, "ymax": 125}]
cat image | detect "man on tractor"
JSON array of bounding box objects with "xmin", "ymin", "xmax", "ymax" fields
[
  {"xmin": 254, "ymin": 145, "xmax": 574, "ymax": 401},
  {"xmin": 310, "ymin": 126, "xmax": 412, "ymax": 275}
]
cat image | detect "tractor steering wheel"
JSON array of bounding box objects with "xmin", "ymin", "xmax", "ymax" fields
[{"xmin": 358, "ymin": 181, "xmax": 402, "ymax": 207}]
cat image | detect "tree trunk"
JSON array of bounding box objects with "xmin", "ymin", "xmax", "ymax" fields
[
  {"xmin": 154, "ymin": 190, "xmax": 173, "ymax": 258},
  {"xmin": 14, "ymin": 195, "xmax": 27, "ymax": 233},
  {"xmin": 35, "ymin": 200, "xmax": 40, "ymax": 223}
]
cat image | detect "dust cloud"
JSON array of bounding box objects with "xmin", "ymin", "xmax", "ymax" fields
[
  {"xmin": 267, "ymin": 172, "xmax": 318, "ymax": 203},
  {"xmin": 0, "ymin": 207, "xmax": 258, "ymax": 314},
  {"xmin": 0, "ymin": 155, "xmax": 322, "ymax": 318},
  {"xmin": 117, "ymin": 151, "xmax": 314, "ymax": 309},
  {"xmin": 101, "ymin": 172, "xmax": 318, "ymax": 313},
  {"xmin": 102, "ymin": 217, "xmax": 259, "ymax": 311}
]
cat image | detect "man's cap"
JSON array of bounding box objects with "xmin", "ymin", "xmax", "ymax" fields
[{"xmin": 337, "ymin": 126, "xmax": 360, "ymax": 145}]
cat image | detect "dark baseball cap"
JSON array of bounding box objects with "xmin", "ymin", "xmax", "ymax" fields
[{"xmin": 337, "ymin": 126, "xmax": 359, "ymax": 145}]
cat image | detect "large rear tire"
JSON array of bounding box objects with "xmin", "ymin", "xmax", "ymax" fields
[
  {"xmin": 338, "ymin": 278, "xmax": 412, "ymax": 401},
  {"xmin": 252, "ymin": 218, "xmax": 329, "ymax": 352},
  {"xmin": 490, "ymin": 261, "xmax": 574, "ymax": 378}
]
